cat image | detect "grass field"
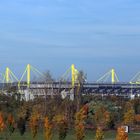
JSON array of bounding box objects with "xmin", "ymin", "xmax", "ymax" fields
[{"xmin": 0, "ymin": 130, "xmax": 140, "ymax": 140}]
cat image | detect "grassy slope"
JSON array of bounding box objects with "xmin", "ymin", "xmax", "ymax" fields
[{"xmin": 0, "ymin": 130, "xmax": 140, "ymax": 140}]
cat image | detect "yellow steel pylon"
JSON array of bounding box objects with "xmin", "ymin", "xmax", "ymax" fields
[
  {"xmin": 27, "ymin": 64, "xmax": 31, "ymax": 88},
  {"xmin": 5, "ymin": 67, "xmax": 10, "ymax": 83},
  {"xmin": 111, "ymin": 69, "xmax": 115, "ymax": 83},
  {"xmin": 4, "ymin": 67, "xmax": 19, "ymax": 84},
  {"xmin": 19, "ymin": 64, "xmax": 44, "ymax": 88},
  {"xmin": 71, "ymin": 64, "xmax": 75, "ymax": 87},
  {"xmin": 61, "ymin": 64, "xmax": 79, "ymax": 87},
  {"xmin": 71, "ymin": 64, "xmax": 79, "ymax": 87},
  {"xmin": 97, "ymin": 68, "xmax": 119, "ymax": 83}
]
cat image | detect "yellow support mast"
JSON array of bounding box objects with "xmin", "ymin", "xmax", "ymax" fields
[
  {"xmin": 97, "ymin": 68, "xmax": 119, "ymax": 83},
  {"xmin": 5, "ymin": 67, "xmax": 10, "ymax": 83},
  {"xmin": 71, "ymin": 64, "xmax": 75, "ymax": 87},
  {"xmin": 27, "ymin": 64, "xmax": 31, "ymax": 88},
  {"xmin": 111, "ymin": 69, "xmax": 115, "ymax": 84},
  {"xmin": 5, "ymin": 67, "xmax": 19, "ymax": 84},
  {"xmin": 19, "ymin": 64, "xmax": 44, "ymax": 89}
]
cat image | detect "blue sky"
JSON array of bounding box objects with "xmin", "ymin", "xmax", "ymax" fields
[{"xmin": 0, "ymin": 0, "xmax": 140, "ymax": 81}]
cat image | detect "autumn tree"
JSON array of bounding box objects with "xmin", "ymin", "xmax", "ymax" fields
[
  {"xmin": 53, "ymin": 114, "xmax": 68, "ymax": 140},
  {"xmin": 135, "ymin": 114, "xmax": 140, "ymax": 124},
  {"xmin": 93, "ymin": 105, "xmax": 111, "ymax": 128},
  {"xmin": 95, "ymin": 127, "xmax": 104, "ymax": 140},
  {"xmin": 17, "ymin": 105, "xmax": 29, "ymax": 119},
  {"xmin": 0, "ymin": 112, "xmax": 5, "ymax": 132},
  {"xmin": 29, "ymin": 113, "xmax": 40, "ymax": 139},
  {"xmin": 123, "ymin": 102, "xmax": 135, "ymax": 126},
  {"xmin": 44, "ymin": 116, "xmax": 53, "ymax": 140},
  {"xmin": 116, "ymin": 126, "xmax": 128, "ymax": 140},
  {"xmin": 75, "ymin": 105, "xmax": 88, "ymax": 140},
  {"xmin": 7, "ymin": 113, "xmax": 15, "ymax": 135},
  {"xmin": 124, "ymin": 109, "xmax": 135, "ymax": 125}
]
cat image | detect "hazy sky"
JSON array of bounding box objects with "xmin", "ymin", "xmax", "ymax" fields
[{"xmin": 0, "ymin": 0, "xmax": 140, "ymax": 81}]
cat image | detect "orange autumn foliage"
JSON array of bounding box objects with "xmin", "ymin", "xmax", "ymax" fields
[
  {"xmin": 123, "ymin": 101, "xmax": 135, "ymax": 125},
  {"xmin": 116, "ymin": 127, "xmax": 128, "ymax": 140},
  {"xmin": 123, "ymin": 109, "xmax": 135, "ymax": 125},
  {"xmin": 104, "ymin": 111, "xmax": 111, "ymax": 124},
  {"xmin": 7, "ymin": 114, "xmax": 14, "ymax": 125},
  {"xmin": 95, "ymin": 127, "xmax": 104, "ymax": 140},
  {"xmin": 94, "ymin": 106, "xmax": 111, "ymax": 127},
  {"xmin": 82, "ymin": 104, "xmax": 89, "ymax": 116},
  {"xmin": 75, "ymin": 123, "xmax": 85, "ymax": 140},
  {"xmin": 29, "ymin": 113, "xmax": 39, "ymax": 139},
  {"xmin": 0, "ymin": 112, "xmax": 5, "ymax": 132},
  {"xmin": 75, "ymin": 106, "xmax": 88, "ymax": 140},
  {"xmin": 135, "ymin": 114, "xmax": 140, "ymax": 122},
  {"xmin": 44, "ymin": 116, "xmax": 52, "ymax": 140}
]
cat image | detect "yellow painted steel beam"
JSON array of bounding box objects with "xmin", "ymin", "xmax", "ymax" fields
[
  {"xmin": 27, "ymin": 64, "xmax": 31, "ymax": 88},
  {"xmin": 71, "ymin": 64, "xmax": 75, "ymax": 87},
  {"xmin": 5, "ymin": 67, "xmax": 10, "ymax": 83},
  {"xmin": 111, "ymin": 69, "xmax": 115, "ymax": 83}
]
